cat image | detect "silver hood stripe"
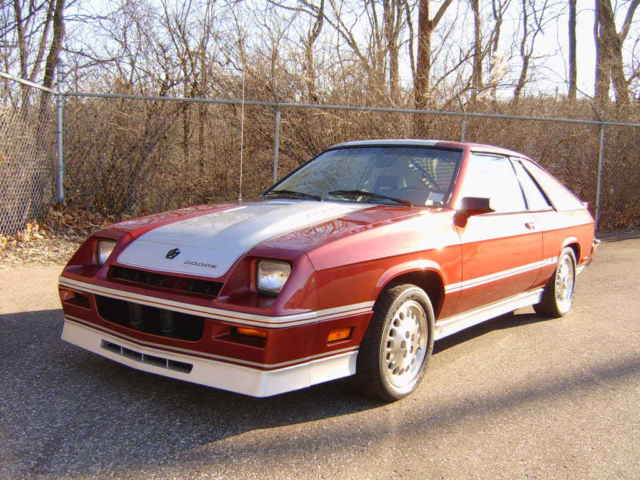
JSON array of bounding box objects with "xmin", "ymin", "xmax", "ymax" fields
[{"xmin": 116, "ymin": 200, "xmax": 367, "ymax": 277}]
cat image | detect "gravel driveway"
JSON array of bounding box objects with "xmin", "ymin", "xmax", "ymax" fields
[{"xmin": 1, "ymin": 239, "xmax": 639, "ymax": 480}]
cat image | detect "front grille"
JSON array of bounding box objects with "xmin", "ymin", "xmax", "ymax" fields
[
  {"xmin": 96, "ymin": 296, "xmax": 203, "ymax": 341},
  {"xmin": 109, "ymin": 266, "xmax": 222, "ymax": 298}
]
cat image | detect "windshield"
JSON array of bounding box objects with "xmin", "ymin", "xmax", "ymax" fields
[{"xmin": 265, "ymin": 146, "xmax": 462, "ymax": 207}]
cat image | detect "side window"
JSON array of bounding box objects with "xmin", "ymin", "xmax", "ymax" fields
[
  {"xmin": 523, "ymin": 160, "xmax": 584, "ymax": 211},
  {"xmin": 461, "ymin": 154, "xmax": 526, "ymax": 212},
  {"xmin": 511, "ymin": 158, "xmax": 552, "ymax": 211}
]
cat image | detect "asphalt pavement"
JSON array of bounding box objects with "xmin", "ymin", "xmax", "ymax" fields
[{"xmin": 1, "ymin": 238, "xmax": 639, "ymax": 480}]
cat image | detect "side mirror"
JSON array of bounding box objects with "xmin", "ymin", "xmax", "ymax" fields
[
  {"xmin": 455, "ymin": 197, "xmax": 493, "ymax": 227},
  {"xmin": 459, "ymin": 196, "xmax": 493, "ymax": 214}
]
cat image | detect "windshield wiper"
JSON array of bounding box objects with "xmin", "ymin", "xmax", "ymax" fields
[
  {"xmin": 328, "ymin": 190, "xmax": 412, "ymax": 206},
  {"xmin": 263, "ymin": 189, "xmax": 322, "ymax": 201}
]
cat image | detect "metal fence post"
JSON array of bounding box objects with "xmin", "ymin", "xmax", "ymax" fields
[
  {"xmin": 595, "ymin": 123, "xmax": 606, "ymax": 232},
  {"xmin": 55, "ymin": 59, "xmax": 65, "ymax": 203},
  {"xmin": 460, "ymin": 116, "xmax": 467, "ymax": 142},
  {"xmin": 273, "ymin": 107, "xmax": 281, "ymax": 183}
]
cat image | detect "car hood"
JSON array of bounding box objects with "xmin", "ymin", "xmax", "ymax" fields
[{"xmin": 115, "ymin": 200, "xmax": 371, "ymax": 277}]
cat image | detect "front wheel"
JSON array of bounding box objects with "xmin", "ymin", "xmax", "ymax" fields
[
  {"xmin": 355, "ymin": 284, "xmax": 435, "ymax": 402},
  {"xmin": 534, "ymin": 247, "xmax": 577, "ymax": 318}
]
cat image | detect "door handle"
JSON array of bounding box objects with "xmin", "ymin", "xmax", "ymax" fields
[{"xmin": 524, "ymin": 222, "xmax": 536, "ymax": 230}]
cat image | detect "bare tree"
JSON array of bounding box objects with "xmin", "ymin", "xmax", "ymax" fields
[
  {"xmin": 414, "ymin": 0, "xmax": 454, "ymax": 135},
  {"xmin": 485, "ymin": 0, "xmax": 511, "ymax": 101},
  {"xmin": 160, "ymin": 0, "xmax": 220, "ymax": 170},
  {"xmin": 1, "ymin": 0, "xmax": 68, "ymax": 107},
  {"xmin": 383, "ymin": 0, "xmax": 405, "ymax": 102},
  {"xmin": 304, "ymin": 0, "xmax": 325, "ymax": 102},
  {"xmin": 470, "ymin": 0, "xmax": 483, "ymax": 103},
  {"xmin": 568, "ymin": 0, "xmax": 577, "ymax": 101},
  {"xmin": 594, "ymin": 0, "xmax": 639, "ymax": 106},
  {"xmin": 511, "ymin": 0, "xmax": 558, "ymax": 105}
]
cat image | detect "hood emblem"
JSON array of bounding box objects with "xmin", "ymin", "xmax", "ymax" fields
[{"xmin": 165, "ymin": 248, "xmax": 181, "ymax": 260}]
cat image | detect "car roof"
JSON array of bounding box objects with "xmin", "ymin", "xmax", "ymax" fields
[{"xmin": 329, "ymin": 139, "xmax": 528, "ymax": 159}]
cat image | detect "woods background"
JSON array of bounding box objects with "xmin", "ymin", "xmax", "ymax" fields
[{"xmin": 1, "ymin": 0, "xmax": 639, "ymax": 233}]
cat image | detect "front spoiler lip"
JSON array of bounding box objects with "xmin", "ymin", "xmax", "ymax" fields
[{"xmin": 61, "ymin": 318, "xmax": 358, "ymax": 397}]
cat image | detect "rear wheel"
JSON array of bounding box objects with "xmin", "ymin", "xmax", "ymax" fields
[
  {"xmin": 534, "ymin": 247, "xmax": 576, "ymax": 318},
  {"xmin": 355, "ymin": 284, "xmax": 434, "ymax": 402}
]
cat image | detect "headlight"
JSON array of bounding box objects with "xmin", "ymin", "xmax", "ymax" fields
[
  {"xmin": 257, "ymin": 260, "xmax": 291, "ymax": 296},
  {"xmin": 96, "ymin": 239, "xmax": 117, "ymax": 265}
]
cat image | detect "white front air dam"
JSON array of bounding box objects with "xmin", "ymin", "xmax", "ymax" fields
[{"xmin": 61, "ymin": 318, "xmax": 358, "ymax": 397}]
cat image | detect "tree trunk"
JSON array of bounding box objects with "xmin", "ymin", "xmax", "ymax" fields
[
  {"xmin": 414, "ymin": 0, "xmax": 433, "ymax": 136},
  {"xmin": 304, "ymin": 0, "xmax": 324, "ymax": 102},
  {"xmin": 413, "ymin": 0, "xmax": 453, "ymax": 136},
  {"xmin": 38, "ymin": 0, "xmax": 65, "ymax": 118},
  {"xmin": 41, "ymin": 0, "xmax": 65, "ymax": 90},
  {"xmin": 598, "ymin": 0, "xmax": 630, "ymax": 106},
  {"xmin": 384, "ymin": 0, "xmax": 401, "ymax": 103},
  {"xmin": 568, "ymin": 0, "xmax": 577, "ymax": 102},
  {"xmin": 594, "ymin": 0, "xmax": 610, "ymax": 106},
  {"xmin": 470, "ymin": 0, "xmax": 483, "ymax": 103}
]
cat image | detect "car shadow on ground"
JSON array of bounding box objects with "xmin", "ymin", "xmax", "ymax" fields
[
  {"xmin": 0, "ymin": 308, "xmax": 385, "ymax": 478},
  {"xmin": 1, "ymin": 307, "xmax": 633, "ymax": 479},
  {"xmin": 433, "ymin": 310, "xmax": 551, "ymax": 354}
]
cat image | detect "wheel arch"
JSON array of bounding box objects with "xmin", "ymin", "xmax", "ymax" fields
[
  {"xmin": 561, "ymin": 237, "xmax": 580, "ymax": 263},
  {"xmin": 375, "ymin": 261, "xmax": 445, "ymax": 319}
]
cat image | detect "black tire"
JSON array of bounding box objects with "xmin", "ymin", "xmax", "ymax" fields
[
  {"xmin": 534, "ymin": 247, "xmax": 577, "ymax": 318},
  {"xmin": 355, "ymin": 284, "xmax": 435, "ymax": 402}
]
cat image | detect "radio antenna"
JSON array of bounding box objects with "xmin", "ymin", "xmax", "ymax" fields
[{"xmin": 238, "ymin": 65, "xmax": 246, "ymax": 203}]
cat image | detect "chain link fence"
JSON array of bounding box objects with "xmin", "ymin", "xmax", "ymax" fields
[
  {"xmin": 0, "ymin": 76, "xmax": 56, "ymax": 236},
  {"xmin": 64, "ymin": 92, "xmax": 640, "ymax": 231},
  {"xmin": 1, "ymin": 71, "xmax": 640, "ymax": 236}
]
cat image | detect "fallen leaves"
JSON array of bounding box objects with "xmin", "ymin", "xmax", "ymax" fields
[{"xmin": 0, "ymin": 206, "xmax": 123, "ymax": 269}]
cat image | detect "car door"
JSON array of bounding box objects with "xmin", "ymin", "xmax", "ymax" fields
[
  {"xmin": 517, "ymin": 158, "xmax": 595, "ymax": 286},
  {"xmin": 509, "ymin": 158, "xmax": 558, "ymax": 288},
  {"xmin": 454, "ymin": 153, "xmax": 543, "ymax": 313}
]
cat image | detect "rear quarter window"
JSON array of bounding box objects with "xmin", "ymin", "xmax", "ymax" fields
[{"xmin": 521, "ymin": 160, "xmax": 584, "ymax": 211}]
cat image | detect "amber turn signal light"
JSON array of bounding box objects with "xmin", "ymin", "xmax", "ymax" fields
[
  {"xmin": 236, "ymin": 327, "xmax": 268, "ymax": 339},
  {"xmin": 327, "ymin": 327, "xmax": 352, "ymax": 343},
  {"xmin": 59, "ymin": 288, "xmax": 75, "ymax": 301},
  {"xmin": 59, "ymin": 288, "xmax": 91, "ymax": 308}
]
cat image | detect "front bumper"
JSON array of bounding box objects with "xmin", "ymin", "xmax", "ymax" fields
[
  {"xmin": 62, "ymin": 317, "xmax": 358, "ymax": 397},
  {"xmin": 58, "ymin": 275, "xmax": 371, "ymax": 396}
]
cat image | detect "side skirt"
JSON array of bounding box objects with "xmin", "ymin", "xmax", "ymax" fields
[{"xmin": 434, "ymin": 288, "xmax": 544, "ymax": 341}]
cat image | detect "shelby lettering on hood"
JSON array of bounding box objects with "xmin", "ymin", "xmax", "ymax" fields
[{"xmin": 184, "ymin": 260, "xmax": 217, "ymax": 269}]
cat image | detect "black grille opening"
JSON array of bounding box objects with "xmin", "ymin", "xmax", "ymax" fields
[
  {"xmin": 122, "ymin": 347, "xmax": 143, "ymax": 361},
  {"xmin": 143, "ymin": 354, "xmax": 167, "ymax": 368},
  {"xmin": 168, "ymin": 360, "xmax": 193, "ymax": 373},
  {"xmin": 96, "ymin": 296, "xmax": 204, "ymax": 341},
  {"xmin": 100, "ymin": 340, "xmax": 194, "ymax": 374},
  {"xmin": 109, "ymin": 266, "xmax": 222, "ymax": 298}
]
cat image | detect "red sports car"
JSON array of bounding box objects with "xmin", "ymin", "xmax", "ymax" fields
[{"xmin": 58, "ymin": 140, "xmax": 598, "ymax": 401}]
